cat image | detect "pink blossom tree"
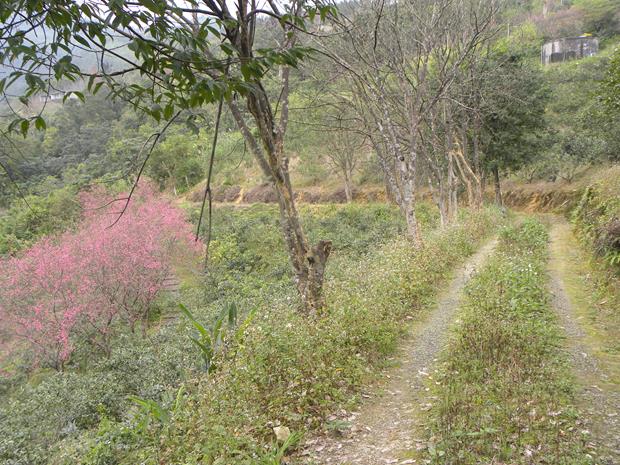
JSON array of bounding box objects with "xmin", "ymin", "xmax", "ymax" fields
[{"xmin": 0, "ymin": 183, "xmax": 201, "ymax": 369}]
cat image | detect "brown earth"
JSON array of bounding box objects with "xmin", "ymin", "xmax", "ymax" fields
[
  {"xmin": 502, "ymin": 183, "xmax": 582, "ymax": 212},
  {"xmin": 186, "ymin": 183, "xmax": 388, "ymax": 205},
  {"xmin": 500, "ymin": 164, "xmax": 620, "ymax": 213}
]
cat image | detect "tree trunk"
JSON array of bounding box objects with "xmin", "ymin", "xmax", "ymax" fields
[
  {"xmin": 372, "ymin": 134, "xmax": 401, "ymax": 206},
  {"xmin": 304, "ymin": 240, "xmax": 332, "ymax": 313},
  {"xmin": 228, "ymin": 100, "xmax": 331, "ymax": 315},
  {"xmin": 435, "ymin": 176, "xmax": 449, "ymax": 228},
  {"xmin": 399, "ymin": 157, "xmax": 421, "ymax": 244},
  {"xmin": 472, "ymin": 122, "xmax": 484, "ymax": 208},
  {"xmin": 447, "ymin": 152, "xmax": 458, "ymax": 222},
  {"xmin": 493, "ymin": 165, "xmax": 503, "ymax": 207},
  {"xmin": 343, "ymin": 168, "xmax": 353, "ymax": 203},
  {"xmin": 272, "ymin": 157, "xmax": 332, "ymax": 315},
  {"xmin": 403, "ymin": 186, "xmax": 420, "ymax": 243},
  {"xmin": 402, "ymin": 93, "xmax": 422, "ymax": 245},
  {"xmin": 453, "ymin": 142, "xmax": 476, "ymax": 209}
]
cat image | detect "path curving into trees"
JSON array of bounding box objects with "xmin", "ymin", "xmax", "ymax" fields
[{"xmin": 299, "ymin": 237, "xmax": 498, "ymax": 465}]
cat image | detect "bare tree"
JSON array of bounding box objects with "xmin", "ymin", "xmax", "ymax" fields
[
  {"xmin": 325, "ymin": 112, "xmax": 365, "ymax": 202},
  {"xmin": 321, "ymin": 0, "xmax": 498, "ymax": 241}
]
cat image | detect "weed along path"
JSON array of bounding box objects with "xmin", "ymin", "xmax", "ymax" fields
[
  {"xmin": 299, "ymin": 238, "xmax": 498, "ymax": 465},
  {"xmin": 548, "ymin": 218, "xmax": 620, "ymax": 464}
]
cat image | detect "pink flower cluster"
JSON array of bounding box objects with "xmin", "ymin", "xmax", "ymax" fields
[{"xmin": 0, "ymin": 183, "xmax": 201, "ymax": 369}]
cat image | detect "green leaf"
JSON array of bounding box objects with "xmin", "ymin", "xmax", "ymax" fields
[
  {"xmin": 179, "ymin": 304, "xmax": 209, "ymax": 338},
  {"xmin": 190, "ymin": 337, "xmax": 212, "ymax": 358},
  {"xmin": 163, "ymin": 103, "xmax": 174, "ymax": 120},
  {"xmin": 227, "ymin": 302, "xmax": 237, "ymax": 326},
  {"xmin": 93, "ymin": 81, "xmax": 104, "ymax": 95},
  {"xmin": 19, "ymin": 119, "xmax": 29, "ymax": 136},
  {"xmin": 220, "ymin": 43, "xmax": 235, "ymax": 56},
  {"xmin": 235, "ymin": 308, "xmax": 256, "ymax": 344},
  {"xmin": 34, "ymin": 116, "xmax": 46, "ymax": 131},
  {"xmin": 87, "ymin": 74, "xmax": 96, "ymax": 91},
  {"xmin": 141, "ymin": 0, "xmax": 165, "ymax": 14},
  {"xmin": 240, "ymin": 63, "xmax": 252, "ymax": 81},
  {"xmin": 73, "ymin": 34, "xmax": 90, "ymax": 48}
]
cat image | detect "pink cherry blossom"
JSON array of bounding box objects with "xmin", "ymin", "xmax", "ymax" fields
[{"xmin": 0, "ymin": 182, "xmax": 202, "ymax": 370}]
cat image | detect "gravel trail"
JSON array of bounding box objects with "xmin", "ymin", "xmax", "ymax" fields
[
  {"xmin": 299, "ymin": 238, "xmax": 498, "ymax": 465},
  {"xmin": 548, "ymin": 219, "xmax": 620, "ymax": 465}
]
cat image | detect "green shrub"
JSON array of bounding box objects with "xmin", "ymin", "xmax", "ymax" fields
[
  {"xmin": 572, "ymin": 167, "xmax": 620, "ymax": 270},
  {"xmin": 0, "ymin": 186, "xmax": 81, "ymax": 255},
  {"xmin": 0, "ymin": 326, "xmax": 201, "ymax": 465},
  {"xmin": 72, "ymin": 207, "xmax": 497, "ymax": 464}
]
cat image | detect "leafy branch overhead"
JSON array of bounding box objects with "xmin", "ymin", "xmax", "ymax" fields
[{"xmin": 0, "ymin": 0, "xmax": 335, "ymax": 133}]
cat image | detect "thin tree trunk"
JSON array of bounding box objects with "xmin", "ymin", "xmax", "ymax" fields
[
  {"xmin": 402, "ymin": 175, "xmax": 420, "ymax": 243},
  {"xmin": 447, "ymin": 152, "xmax": 458, "ymax": 222},
  {"xmin": 444, "ymin": 110, "xmax": 458, "ymax": 222},
  {"xmin": 403, "ymin": 92, "xmax": 422, "ymax": 245},
  {"xmin": 493, "ymin": 165, "xmax": 503, "ymax": 207},
  {"xmin": 434, "ymin": 176, "xmax": 448, "ymax": 228},
  {"xmin": 399, "ymin": 140, "xmax": 421, "ymax": 243},
  {"xmin": 472, "ymin": 123, "xmax": 484, "ymax": 207},
  {"xmin": 374, "ymin": 128, "xmax": 402, "ymax": 205},
  {"xmin": 343, "ymin": 174, "xmax": 353, "ymax": 203},
  {"xmin": 453, "ymin": 137, "xmax": 477, "ymax": 209}
]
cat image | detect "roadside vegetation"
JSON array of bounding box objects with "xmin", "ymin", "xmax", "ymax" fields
[
  {"xmin": 572, "ymin": 166, "xmax": 620, "ymax": 271},
  {"xmin": 0, "ymin": 203, "xmax": 498, "ymax": 464},
  {"xmin": 505, "ymin": 164, "xmax": 620, "ymax": 359},
  {"xmin": 426, "ymin": 219, "xmax": 591, "ymax": 464},
  {"xmin": 570, "ymin": 167, "xmax": 620, "ymax": 360}
]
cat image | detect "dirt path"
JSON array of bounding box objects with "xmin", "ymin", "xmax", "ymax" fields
[
  {"xmin": 298, "ymin": 238, "xmax": 498, "ymax": 465},
  {"xmin": 548, "ymin": 218, "xmax": 620, "ymax": 464}
]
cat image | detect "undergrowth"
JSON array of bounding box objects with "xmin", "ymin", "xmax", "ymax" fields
[
  {"xmin": 0, "ymin": 203, "xmax": 495, "ymax": 464},
  {"xmin": 48, "ymin": 206, "xmax": 497, "ymax": 464},
  {"xmin": 426, "ymin": 219, "xmax": 591, "ymax": 465},
  {"xmin": 572, "ymin": 165, "xmax": 620, "ymax": 271},
  {"xmin": 569, "ymin": 166, "xmax": 620, "ymax": 355}
]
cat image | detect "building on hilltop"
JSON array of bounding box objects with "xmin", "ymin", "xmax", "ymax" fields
[{"xmin": 541, "ymin": 35, "xmax": 599, "ymax": 65}]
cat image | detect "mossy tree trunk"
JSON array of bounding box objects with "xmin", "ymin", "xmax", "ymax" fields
[{"xmin": 229, "ymin": 81, "xmax": 331, "ymax": 315}]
